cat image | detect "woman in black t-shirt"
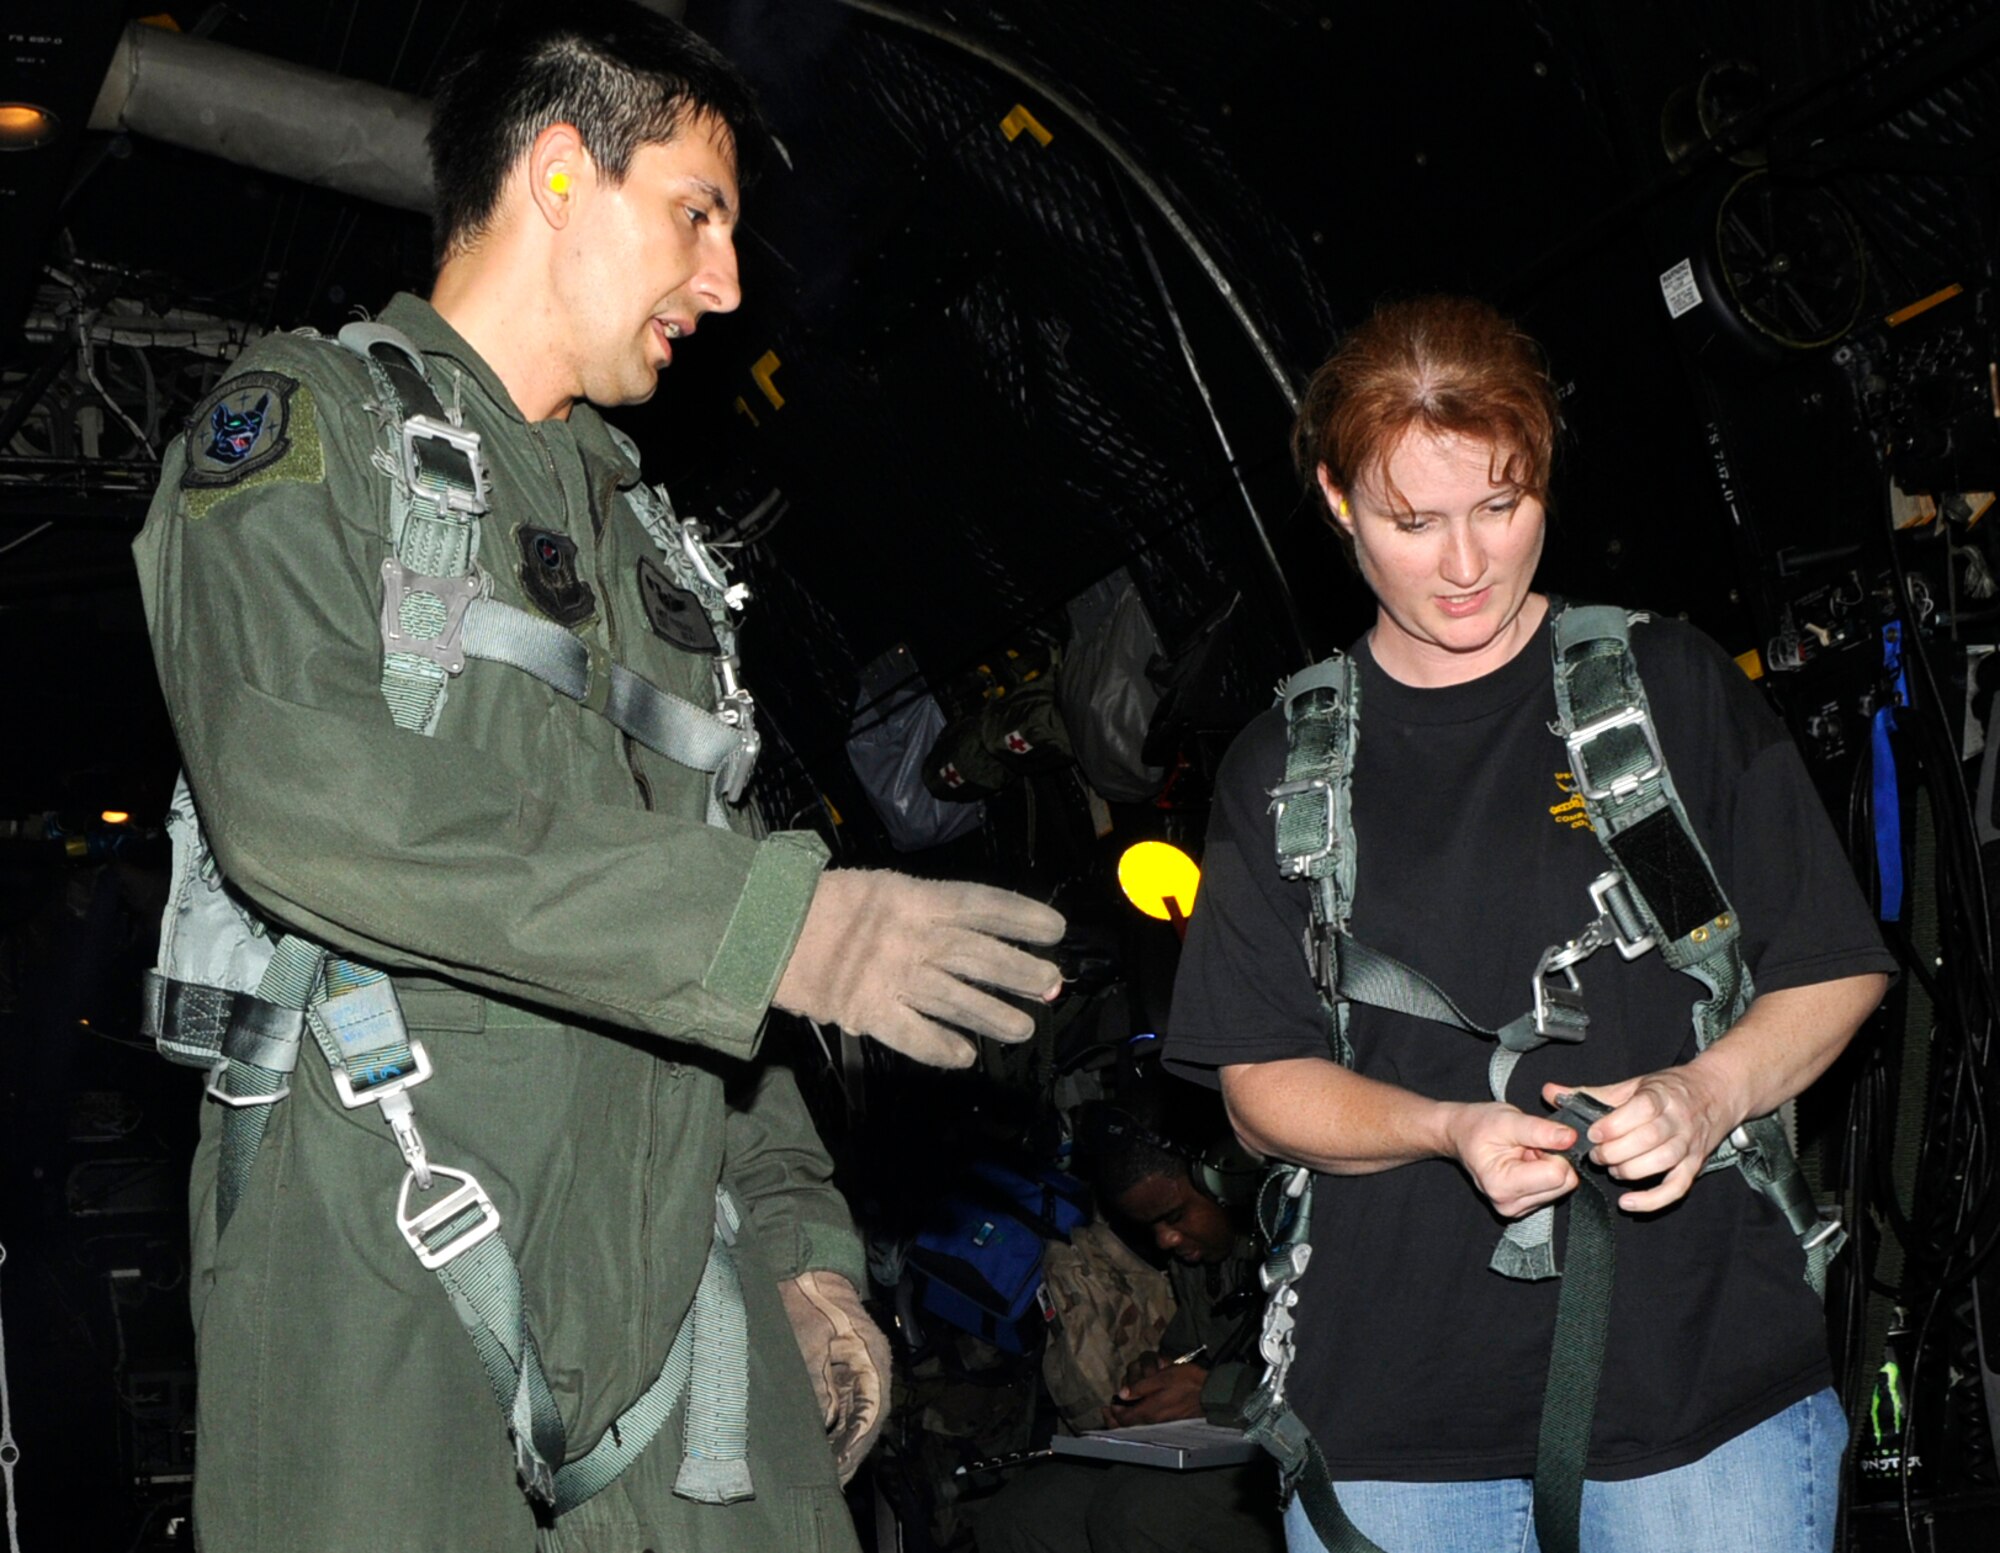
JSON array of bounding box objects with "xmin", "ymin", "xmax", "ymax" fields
[{"xmin": 1165, "ymin": 296, "xmax": 1890, "ymax": 1553}]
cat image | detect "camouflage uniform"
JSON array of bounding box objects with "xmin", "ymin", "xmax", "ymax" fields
[{"xmin": 973, "ymin": 1240, "xmax": 1283, "ymax": 1553}]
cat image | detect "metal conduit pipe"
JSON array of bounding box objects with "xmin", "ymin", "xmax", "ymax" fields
[
  {"xmin": 832, "ymin": 0, "xmax": 1300, "ymax": 417},
  {"xmin": 831, "ymin": 0, "xmax": 1310, "ymax": 658},
  {"xmin": 87, "ymin": 22, "xmax": 435, "ymax": 213}
]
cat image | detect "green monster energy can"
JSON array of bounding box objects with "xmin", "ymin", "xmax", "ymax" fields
[{"xmin": 1858, "ymin": 1308, "xmax": 1926, "ymax": 1494}]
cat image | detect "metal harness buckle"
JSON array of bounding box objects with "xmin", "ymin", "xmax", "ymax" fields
[
  {"xmin": 1531, "ymin": 949, "xmax": 1590, "ymax": 1040},
  {"xmin": 1529, "ymin": 872, "xmax": 1658, "ymax": 1039},
  {"xmin": 204, "ymin": 1061, "xmax": 290, "ymax": 1108},
  {"xmin": 714, "ymin": 681, "xmax": 760, "ymax": 803},
  {"xmin": 1565, "ymin": 704, "xmax": 1665, "ymax": 801},
  {"xmin": 1587, "ymin": 871, "xmax": 1657, "ymax": 961},
  {"xmin": 380, "ymin": 559, "xmax": 482, "ymax": 674},
  {"xmin": 397, "ymin": 1165, "xmax": 503, "ymax": 1270},
  {"xmin": 1253, "ymin": 1168, "xmax": 1313, "ymax": 1399},
  {"xmin": 1270, "ymin": 777, "xmax": 1337, "ymax": 876},
  {"xmin": 399, "ymin": 414, "xmax": 488, "ymax": 515},
  {"xmin": 332, "ymin": 1040, "xmax": 436, "ymax": 1188}
]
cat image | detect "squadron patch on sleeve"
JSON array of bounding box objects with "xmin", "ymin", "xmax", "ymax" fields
[
  {"xmin": 179, "ymin": 371, "xmax": 325, "ymax": 520},
  {"xmin": 516, "ymin": 526, "xmax": 598, "ymax": 628}
]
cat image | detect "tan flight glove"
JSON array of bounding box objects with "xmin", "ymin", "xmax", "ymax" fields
[
  {"xmin": 772, "ymin": 870, "xmax": 1065, "ymax": 1067},
  {"xmin": 779, "ymin": 1270, "xmax": 893, "ymax": 1485}
]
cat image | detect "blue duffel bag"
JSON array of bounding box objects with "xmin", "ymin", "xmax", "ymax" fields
[{"xmin": 908, "ymin": 1161, "xmax": 1089, "ymax": 1355}]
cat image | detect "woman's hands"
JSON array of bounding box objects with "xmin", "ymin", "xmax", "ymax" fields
[
  {"xmin": 1441, "ymin": 1101, "xmax": 1581, "ymax": 1218},
  {"xmin": 1540, "ymin": 1065, "xmax": 1735, "ymax": 1214}
]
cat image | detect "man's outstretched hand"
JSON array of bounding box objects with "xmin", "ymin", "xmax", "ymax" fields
[{"xmin": 774, "ymin": 870, "xmax": 1065, "ymax": 1067}]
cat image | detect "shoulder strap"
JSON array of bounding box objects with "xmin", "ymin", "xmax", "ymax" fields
[
  {"xmin": 1551, "ymin": 603, "xmax": 1742, "ymax": 992},
  {"xmin": 1550, "ymin": 601, "xmax": 1843, "ymax": 1285},
  {"xmin": 332, "ymin": 324, "xmax": 756, "ymax": 814},
  {"xmin": 1272, "ymin": 654, "xmax": 1359, "ymax": 1067},
  {"xmin": 335, "ymin": 320, "xmax": 489, "ymax": 735}
]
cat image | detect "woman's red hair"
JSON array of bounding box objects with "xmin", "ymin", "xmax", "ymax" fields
[{"xmin": 1292, "ymin": 295, "xmax": 1558, "ymax": 557}]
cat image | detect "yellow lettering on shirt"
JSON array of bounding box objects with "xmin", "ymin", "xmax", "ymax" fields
[{"xmin": 1549, "ymin": 773, "xmax": 1593, "ymax": 831}]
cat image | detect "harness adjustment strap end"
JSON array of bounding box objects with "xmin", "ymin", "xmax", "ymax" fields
[{"xmin": 140, "ymin": 970, "xmax": 169, "ymax": 1041}]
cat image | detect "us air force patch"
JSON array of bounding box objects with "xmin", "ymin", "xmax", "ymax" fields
[
  {"xmin": 179, "ymin": 371, "xmax": 324, "ymax": 520},
  {"xmin": 516, "ymin": 526, "xmax": 597, "ymax": 628}
]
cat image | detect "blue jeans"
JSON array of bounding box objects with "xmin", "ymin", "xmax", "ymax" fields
[{"xmin": 1283, "ymin": 1388, "xmax": 1846, "ymax": 1553}]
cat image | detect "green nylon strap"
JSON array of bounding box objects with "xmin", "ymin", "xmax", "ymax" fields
[
  {"xmin": 215, "ymin": 936, "xmax": 326, "ymax": 1234},
  {"xmin": 1549, "ymin": 603, "xmax": 1839, "ymax": 1280},
  {"xmin": 673, "ymin": 1214, "xmax": 753, "ymax": 1502},
  {"xmin": 1532, "ymin": 1092, "xmax": 1619, "ymax": 1553},
  {"xmin": 337, "ymin": 322, "xmax": 483, "ymax": 736},
  {"xmin": 311, "ymin": 960, "xmax": 417, "ymax": 1095},
  {"xmin": 427, "ymin": 1220, "xmax": 569, "ymax": 1503},
  {"xmin": 1283, "ymin": 1426, "xmax": 1388, "ymax": 1553},
  {"xmin": 553, "ymin": 1188, "xmax": 752, "ymax": 1513},
  {"xmin": 1275, "ymin": 657, "xmax": 1359, "ymax": 1066}
]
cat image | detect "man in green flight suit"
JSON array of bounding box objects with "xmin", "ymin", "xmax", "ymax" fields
[{"xmin": 132, "ymin": 5, "xmax": 1065, "ymax": 1550}]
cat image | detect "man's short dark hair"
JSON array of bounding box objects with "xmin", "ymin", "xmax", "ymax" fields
[
  {"xmin": 1089, "ymin": 1111, "xmax": 1192, "ymax": 1204},
  {"xmin": 427, "ymin": 0, "xmax": 768, "ymax": 267}
]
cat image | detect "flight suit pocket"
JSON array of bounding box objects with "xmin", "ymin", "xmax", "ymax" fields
[{"xmin": 396, "ymin": 986, "xmax": 486, "ymax": 1031}]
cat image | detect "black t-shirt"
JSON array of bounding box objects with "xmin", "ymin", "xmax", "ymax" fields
[{"xmin": 1165, "ymin": 609, "xmax": 1893, "ymax": 1481}]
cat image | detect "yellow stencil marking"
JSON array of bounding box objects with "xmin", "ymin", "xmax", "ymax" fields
[
  {"xmin": 1886, "ymin": 283, "xmax": 1963, "ymax": 328},
  {"xmin": 1000, "ymin": 105, "xmax": 1053, "ymax": 146},
  {"xmin": 733, "ymin": 395, "xmax": 761, "ymax": 428},
  {"xmin": 751, "ymin": 351, "xmax": 785, "ymax": 409}
]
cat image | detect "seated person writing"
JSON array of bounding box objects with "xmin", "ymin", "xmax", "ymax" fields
[{"xmin": 973, "ymin": 1089, "xmax": 1283, "ymax": 1553}]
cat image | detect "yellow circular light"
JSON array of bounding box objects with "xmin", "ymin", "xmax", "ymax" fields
[
  {"xmin": 1117, "ymin": 840, "xmax": 1201, "ymax": 922},
  {"xmin": 0, "ymin": 103, "xmax": 59, "ymax": 150},
  {"xmin": 101, "ymin": 810, "xmax": 132, "ymax": 825}
]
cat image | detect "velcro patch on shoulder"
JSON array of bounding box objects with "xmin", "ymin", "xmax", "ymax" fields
[
  {"xmin": 637, "ymin": 554, "xmax": 718, "ymax": 653},
  {"xmin": 180, "ymin": 371, "xmax": 325, "ymax": 520}
]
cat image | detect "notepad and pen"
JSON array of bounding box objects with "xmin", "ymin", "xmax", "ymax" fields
[{"xmin": 1052, "ymin": 1418, "xmax": 1261, "ymax": 1470}]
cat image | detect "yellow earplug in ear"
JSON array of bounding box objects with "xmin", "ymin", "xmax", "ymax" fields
[
  {"xmin": 547, "ymin": 171, "xmax": 571, "ymax": 195},
  {"xmin": 1337, "ymin": 498, "xmax": 1350, "ymax": 519}
]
